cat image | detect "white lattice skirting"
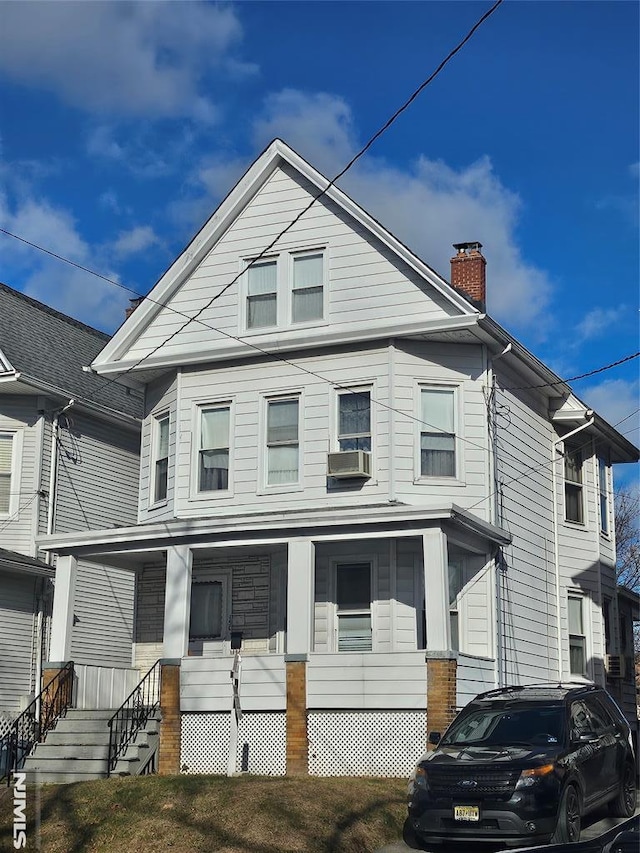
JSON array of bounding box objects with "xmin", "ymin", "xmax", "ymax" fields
[
  {"xmin": 308, "ymin": 711, "xmax": 427, "ymax": 777},
  {"xmin": 181, "ymin": 712, "xmax": 287, "ymax": 776}
]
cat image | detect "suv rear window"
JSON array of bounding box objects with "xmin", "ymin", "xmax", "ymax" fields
[{"xmin": 441, "ymin": 705, "xmax": 565, "ymax": 747}]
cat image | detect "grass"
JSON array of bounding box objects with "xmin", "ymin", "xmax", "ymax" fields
[{"xmin": 0, "ymin": 774, "xmax": 408, "ymax": 852}]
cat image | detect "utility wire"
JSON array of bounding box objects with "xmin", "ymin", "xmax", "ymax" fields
[{"xmin": 504, "ymin": 351, "xmax": 639, "ymax": 391}]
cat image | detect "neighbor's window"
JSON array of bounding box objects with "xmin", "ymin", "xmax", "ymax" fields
[
  {"xmin": 292, "ymin": 253, "xmax": 324, "ymax": 322},
  {"xmin": 153, "ymin": 416, "xmax": 169, "ymax": 503},
  {"xmin": 266, "ymin": 397, "xmax": 299, "ymax": 485},
  {"xmin": 598, "ymin": 457, "xmax": 609, "ymax": 534},
  {"xmin": 198, "ymin": 405, "xmax": 230, "ymax": 492},
  {"xmin": 189, "ymin": 581, "xmax": 224, "ymax": 640},
  {"xmin": 420, "ymin": 388, "xmax": 456, "ymax": 477},
  {"xmin": 568, "ymin": 594, "xmax": 586, "ymax": 676},
  {"xmin": 564, "ymin": 446, "xmax": 584, "ymax": 523},
  {"xmin": 448, "ymin": 558, "xmax": 464, "ymax": 652},
  {"xmin": 0, "ymin": 433, "xmax": 15, "ymax": 514},
  {"xmin": 336, "ymin": 562, "xmax": 372, "ymax": 652},
  {"xmin": 338, "ymin": 390, "xmax": 371, "ymax": 451},
  {"xmin": 247, "ymin": 260, "xmax": 277, "ymax": 329}
]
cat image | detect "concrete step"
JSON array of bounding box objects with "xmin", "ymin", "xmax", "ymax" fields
[
  {"xmin": 45, "ymin": 731, "xmax": 111, "ymax": 747},
  {"xmin": 62, "ymin": 710, "xmax": 117, "ymax": 721},
  {"xmin": 26, "ymin": 769, "xmax": 108, "ymax": 784},
  {"xmin": 24, "ymin": 756, "xmax": 109, "ymax": 774},
  {"xmin": 31, "ymin": 743, "xmax": 109, "ymax": 760},
  {"xmin": 50, "ymin": 718, "xmax": 112, "ymax": 733}
]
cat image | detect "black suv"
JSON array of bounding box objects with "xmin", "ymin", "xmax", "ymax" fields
[{"xmin": 407, "ymin": 684, "xmax": 636, "ymax": 848}]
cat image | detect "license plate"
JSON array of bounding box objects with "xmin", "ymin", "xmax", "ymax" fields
[{"xmin": 454, "ymin": 805, "xmax": 479, "ymax": 822}]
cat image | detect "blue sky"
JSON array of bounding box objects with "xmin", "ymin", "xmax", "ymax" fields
[{"xmin": 0, "ymin": 1, "xmax": 638, "ymax": 473}]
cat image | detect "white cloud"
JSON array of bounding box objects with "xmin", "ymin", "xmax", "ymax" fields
[
  {"xmin": 111, "ymin": 225, "xmax": 159, "ymax": 258},
  {"xmin": 0, "ymin": 2, "xmax": 247, "ymax": 120},
  {"xmin": 575, "ymin": 306, "xmax": 627, "ymax": 341},
  {"xmin": 582, "ymin": 377, "xmax": 640, "ymax": 448},
  {"xmin": 0, "ymin": 194, "xmax": 129, "ymax": 331},
  {"xmin": 251, "ymin": 89, "xmax": 555, "ymax": 334}
]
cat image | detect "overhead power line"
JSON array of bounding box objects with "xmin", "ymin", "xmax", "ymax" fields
[{"xmin": 504, "ymin": 351, "xmax": 640, "ymax": 391}]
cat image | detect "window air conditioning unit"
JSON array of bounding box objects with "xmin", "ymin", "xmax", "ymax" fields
[
  {"xmin": 327, "ymin": 450, "xmax": 371, "ymax": 479},
  {"xmin": 605, "ymin": 654, "xmax": 625, "ymax": 679}
]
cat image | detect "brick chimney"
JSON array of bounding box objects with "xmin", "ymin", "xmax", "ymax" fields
[
  {"xmin": 450, "ymin": 242, "xmax": 486, "ymax": 309},
  {"xmin": 125, "ymin": 296, "xmax": 144, "ymax": 319}
]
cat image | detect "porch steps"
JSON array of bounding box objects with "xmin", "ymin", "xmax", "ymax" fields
[{"xmin": 22, "ymin": 709, "xmax": 160, "ymax": 784}]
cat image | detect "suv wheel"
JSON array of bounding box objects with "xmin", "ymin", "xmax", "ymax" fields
[
  {"xmin": 551, "ymin": 784, "xmax": 581, "ymax": 844},
  {"xmin": 609, "ymin": 762, "xmax": 636, "ymax": 818}
]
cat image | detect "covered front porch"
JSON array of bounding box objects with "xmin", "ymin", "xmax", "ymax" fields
[{"xmin": 39, "ymin": 503, "xmax": 510, "ymax": 776}]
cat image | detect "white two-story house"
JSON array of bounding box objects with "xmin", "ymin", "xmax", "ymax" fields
[
  {"xmin": 0, "ymin": 283, "xmax": 141, "ymax": 735},
  {"xmin": 38, "ymin": 140, "xmax": 639, "ymax": 778}
]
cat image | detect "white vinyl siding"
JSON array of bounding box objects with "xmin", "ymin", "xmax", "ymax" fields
[
  {"xmin": 598, "ymin": 457, "xmax": 609, "ymax": 535},
  {"xmin": 0, "ymin": 573, "xmax": 41, "ymax": 715},
  {"xmin": 139, "ymin": 373, "xmax": 178, "ymax": 523}
]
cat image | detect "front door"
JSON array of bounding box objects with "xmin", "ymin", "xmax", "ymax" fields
[{"xmin": 188, "ymin": 573, "xmax": 231, "ymax": 655}]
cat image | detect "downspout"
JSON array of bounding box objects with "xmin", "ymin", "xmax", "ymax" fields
[
  {"xmin": 552, "ymin": 416, "xmax": 594, "ymax": 681},
  {"xmin": 388, "ymin": 339, "xmax": 396, "ymax": 504}
]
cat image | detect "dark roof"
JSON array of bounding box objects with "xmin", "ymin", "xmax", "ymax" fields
[
  {"xmin": 0, "ymin": 547, "xmax": 54, "ymax": 577},
  {"xmin": 0, "ymin": 283, "xmax": 141, "ymax": 420},
  {"xmin": 474, "ymin": 683, "xmax": 601, "ymax": 704}
]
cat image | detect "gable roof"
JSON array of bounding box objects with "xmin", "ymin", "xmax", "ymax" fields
[
  {"xmin": 0, "ymin": 283, "xmax": 141, "ymax": 423},
  {"xmin": 92, "ymin": 138, "xmax": 478, "ymax": 375}
]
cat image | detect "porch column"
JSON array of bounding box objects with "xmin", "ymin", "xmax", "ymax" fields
[
  {"xmin": 48, "ymin": 554, "xmax": 77, "ymax": 661},
  {"xmin": 162, "ymin": 545, "xmax": 193, "ymax": 659},
  {"xmin": 422, "ymin": 530, "xmax": 457, "ymax": 746},
  {"xmin": 285, "ymin": 538, "xmax": 314, "ymax": 776},
  {"xmin": 422, "ymin": 529, "xmax": 450, "ymax": 652}
]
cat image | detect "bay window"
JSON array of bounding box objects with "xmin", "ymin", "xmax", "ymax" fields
[{"xmin": 152, "ymin": 415, "xmax": 169, "ymax": 504}]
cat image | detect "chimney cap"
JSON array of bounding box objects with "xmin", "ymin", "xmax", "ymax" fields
[{"xmin": 453, "ymin": 241, "xmax": 483, "ymax": 254}]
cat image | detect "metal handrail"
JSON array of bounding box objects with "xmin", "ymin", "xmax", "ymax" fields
[
  {"xmin": 107, "ymin": 660, "xmax": 161, "ymax": 776},
  {"xmin": 3, "ymin": 662, "xmax": 74, "ymax": 785}
]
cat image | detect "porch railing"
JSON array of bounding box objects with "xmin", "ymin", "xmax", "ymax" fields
[
  {"xmin": 107, "ymin": 660, "xmax": 161, "ymax": 776},
  {"xmin": 2, "ymin": 662, "xmax": 75, "ymax": 785}
]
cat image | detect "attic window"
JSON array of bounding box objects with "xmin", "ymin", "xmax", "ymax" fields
[{"xmin": 247, "ymin": 261, "xmax": 277, "ymax": 329}]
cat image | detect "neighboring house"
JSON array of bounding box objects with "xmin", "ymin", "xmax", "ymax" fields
[
  {"xmin": 38, "ymin": 140, "xmax": 639, "ymax": 778},
  {"xmin": 0, "ymin": 283, "xmax": 142, "ymax": 727}
]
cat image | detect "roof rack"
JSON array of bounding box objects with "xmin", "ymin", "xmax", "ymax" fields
[{"xmin": 477, "ymin": 682, "xmax": 598, "ymax": 699}]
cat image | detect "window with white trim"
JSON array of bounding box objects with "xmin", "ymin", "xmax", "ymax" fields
[
  {"xmin": 244, "ymin": 249, "xmax": 325, "ymax": 330},
  {"xmin": 568, "ymin": 594, "xmax": 586, "ymax": 676},
  {"xmin": 247, "ymin": 260, "xmax": 277, "ymax": 329},
  {"xmin": 0, "ymin": 432, "xmax": 14, "ymax": 514},
  {"xmin": 151, "ymin": 415, "xmax": 169, "ymax": 504},
  {"xmin": 266, "ymin": 397, "xmax": 299, "ymax": 486},
  {"xmin": 448, "ymin": 557, "xmax": 464, "ymax": 652},
  {"xmin": 292, "ymin": 252, "xmax": 324, "ymax": 322},
  {"xmin": 564, "ymin": 445, "xmax": 584, "ymax": 524},
  {"xmin": 198, "ymin": 404, "xmax": 230, "ymax": 492},
  {"xmin": 336, "ymin": 562, "xmax": 372, "ymax": 652},
  {"xmin": 338, "ymin": 389, "xmax": 371, "ymax": 451},
  {"xmin": 420, "ymin": 387, "xmax": 456, "ymax": 477},
  {"xmin": 598, "ymin": 457, "xmax": 609, "ymax": 534}
]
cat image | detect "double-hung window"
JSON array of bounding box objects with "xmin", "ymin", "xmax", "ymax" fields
[
  {"xmin": 420, "ymin": 388, "xmax": 456, "ymax": 477},
  {"xmin": 564, "ymin": 445, "xmax": 584, "ymax": 523},
  {"xmin": 338, "ymin": 390, "xmax": 371, "ymax": 451},
  {"xmin": 266, "ymin": 397, "xmax": 299, "ymax": 486},
  {"xmin": 598, "ymin": 457, "xmax": 609, "ymax": 534},
  {"xmin": 0, "ymin": 433, "xmax": 14, "ymax": 514},
  {"xmin": 247, "ymin": 260, "xmax": 277, "ymax": 329},
  {"xmin": 152, "ymin": 416, "xmax": 169, "ymax": 504},
  {"xmin": 568, "ymin": 594, "xmax": 586, "ymax": 676},
  {"xmin": 198, "ymin": 405, "xmax": 230, "ymax": 492},
  {"xmin": 292, "ymin": 253, "xmax": 324, "ymax": 322},
  {"xmin": 336, "ymin": 562, "xmax": 372, "ymax": 651}
]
